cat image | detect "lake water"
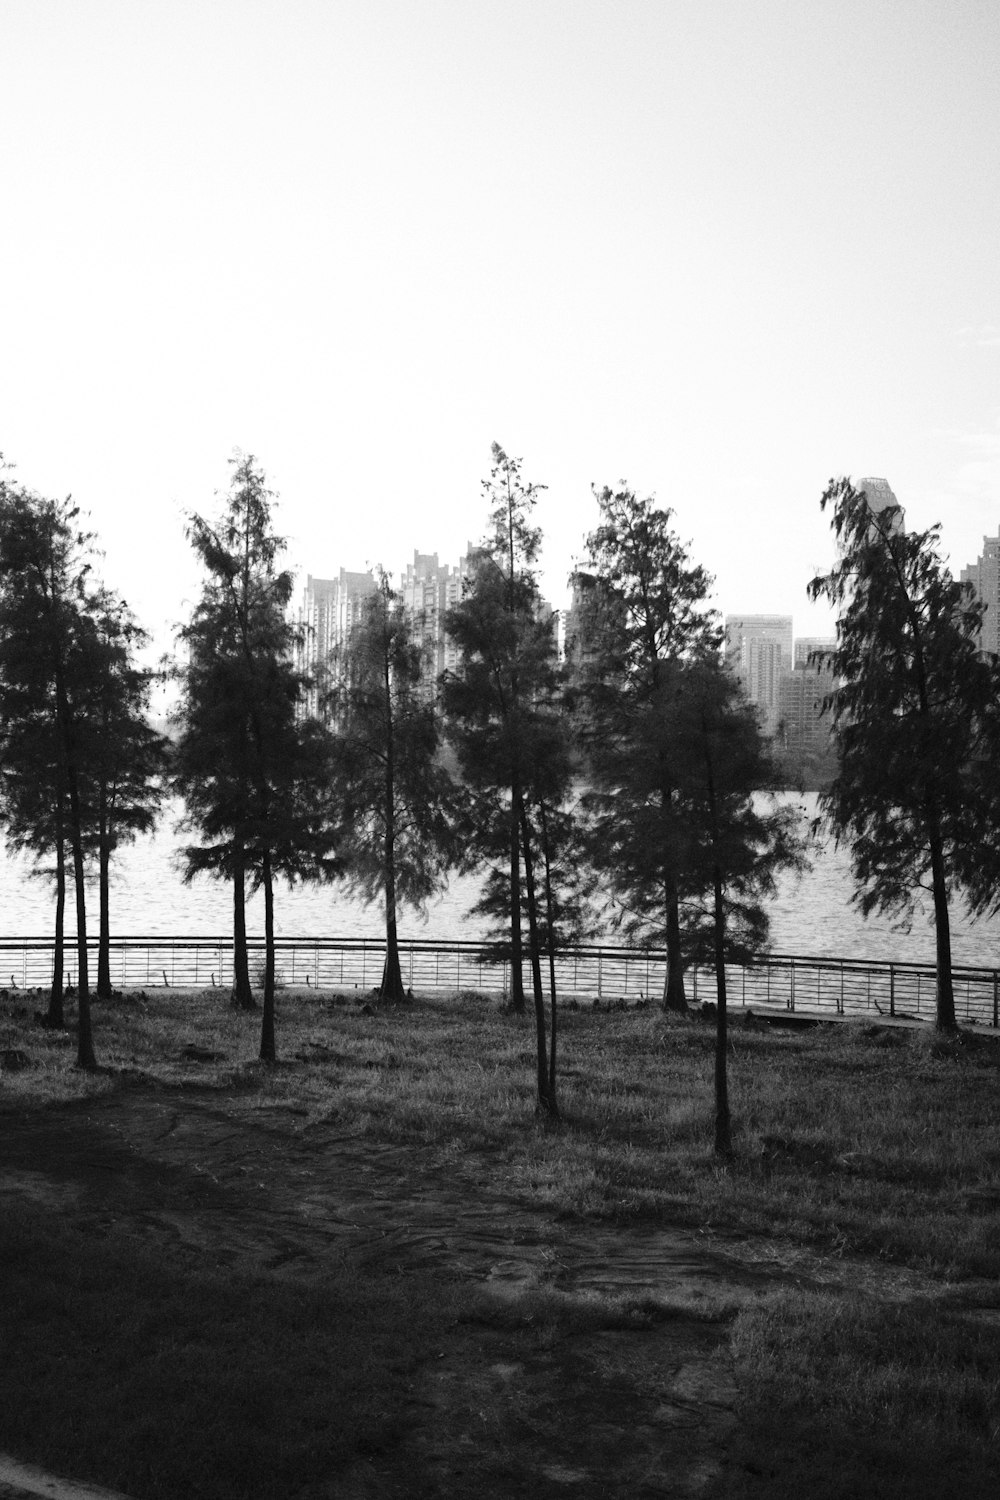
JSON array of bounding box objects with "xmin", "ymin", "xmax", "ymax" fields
[{"xmin": 3, "ymin": 794, "xmax": 1000, "ymax": 968}]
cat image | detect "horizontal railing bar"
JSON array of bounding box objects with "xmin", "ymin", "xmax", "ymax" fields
[{"xmin": 0, "ymin": 935, "xmax": 996, "ymax": 983}]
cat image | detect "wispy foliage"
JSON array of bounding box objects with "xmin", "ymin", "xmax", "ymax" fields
[
  {"xmin": 809, "ymin": 477, "xmax": 992, "ymax": 1031},
  {"xmin": 328, "ymin": 571, "xmax": 460, "ymax": 1000}
]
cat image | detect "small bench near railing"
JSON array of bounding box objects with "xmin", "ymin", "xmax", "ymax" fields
[{"xmin": 0, "ymin": 937, "xmax": 996, "ymax": 1028}]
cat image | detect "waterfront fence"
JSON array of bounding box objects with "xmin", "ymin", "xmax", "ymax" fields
[{"xmin": 0, "ymin": 936, "xmax": 997, "ymax": 1027}]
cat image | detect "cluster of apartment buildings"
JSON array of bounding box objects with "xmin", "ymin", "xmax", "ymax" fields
[
  {"xmin": 294, "ymin": 477, "xmax": 1000, "ymax": 774},
  {"xmin": 296, "ymin": 552, "xmax": 472, "ymax": 714},
  {"xmin": 722, "ymin": 615, "xmax": 834, "ymax": 757},
  {"xmin": 295, "ymin": 549, "xmax": 560, "ymax": 714},
  {"xmin": 297, "ymin": 549, "xmax": 835, "ymax": 769}
]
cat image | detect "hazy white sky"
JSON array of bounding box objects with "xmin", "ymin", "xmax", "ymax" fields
[{"xmin": 3, "ymin": 0, "xmax": 999, "ymax": 650}]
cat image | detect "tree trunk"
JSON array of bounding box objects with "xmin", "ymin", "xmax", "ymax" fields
[
  {"xmin": 927, "ymin": 811, "xmax": 957, "ymax": 1032},
  {"xmin": 67, "ymin": 789, "xmax": 95, "ymax": 1070},
  {"xmin": 662, "ymin": 878, "xmax": 687, "ymax": 1011},
  {"xmin": 381, "ymin": 657, "xmax": 406, "ymax": 1003},
  {"xmin": 56, "ymin": 671, "xmax": 96, "ymax": 1070},
  {"xmin": 231, "ymin": 841, "xmax": 255, "ymax": 1009},
  {"xmin": 539, "ymin": 804, "xmax": 558, "ymax": 1104},
  {"xmin": 712, "ymin": 863, "xmax": 733, "ymax": 1159},
  {"xmin": 518, "ymin": 794, "xmax": 556, "ymax": 1117},
  {"xmin": 48, "ymin": 831, "xmax": 66, "ymax": 1028},
  {"xmin": 259, "ymin": 850, "xmax": 276, "ymax": 1062},
  {"xmin": 508, "ymin": 789, "xmax": 525, "ymax": 1013},
  {"xmin": 382, "ymin": 875, "xmax": 405, "ymax": 1001},
  {"xmin": 97, "ymin": 792, "xmax": 112, "ymax": 999}
]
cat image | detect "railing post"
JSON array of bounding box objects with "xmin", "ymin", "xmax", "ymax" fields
[
  {"xmin": 994, "ymin": 971, "xmax": 998, "ymax": 1030},
  {"xmin": 890, "ymin": 965, "xmax": 895, "ymax": 1018},
  {"xmin": 789, "ymin": 962, "xmax": 795, "ymax": 1012}
]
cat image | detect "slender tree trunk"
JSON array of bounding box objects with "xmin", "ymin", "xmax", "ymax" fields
[
  {"xmin": 927, "ymin": 809, "xmax": 957, "ymax": 1031},
  {"xmin": 231, "ymin": 841, "xmax": 255, "ymax": 1009},
  {"xmin": 97, "ymin": 792, "xmax": 112, "ymax": 999},
  {"xmin": 259, "ymin": 850, "xmax": 276, "ymax": 1062},
  {"xmin": 382, "ymin": 867, "xmax": 405, "ymax": 1001},
  {"xmin": 518, "ymin": 794, "xmax": 556, "ymax": 1117},
  {"xmin": 539, "ymin": 804, "xmax": 558, "ymax": 1103},
  {"xmin": 703, "ymin": 732, "xmax": 731, "ymax": 1158},
  {"xmin": 658, "ymin": 783, "xmax": 686, "ymax": 1010},
  {"xmin": 712, "ymin": 863, "xmax": 732, "ymax": 1159},
  {"xmin": 381, "ymin": 657, "xmax": 405, "ymax": 1002},
  {"xmin": 509, "ymin": 788, "xmax": 525, "ymax": 1013},
  {"xmin": 48, "ymin": 830, "xmax": 66, "ymax": 1028},
  {"xmin": 65, "ymin": 779, "xmax": 95, "ymax": 1070},
  {"xmin": 663, "ymin": 877, "xmax": 687, "ymax": 1011},
  {"xmin": 55, "ymin": 670, "xmax": 96, "ymax": 1070}
]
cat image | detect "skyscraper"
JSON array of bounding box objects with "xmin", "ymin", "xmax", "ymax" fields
[
  {"xmin": 297, "ymin": 569, "xmax": 376, "ymax": 715},
  {"xmin": 778, "ymin": 657, "xmax": 836, "ymax": 761},
  {"xmin": 724, "ymin": 614, "xmax": 794, "ymax": 673},
  {"xmin": 724, "ymin": 615, "xmax": 794, "ymax": 735},
  {"xmin": 857, "ymin": 476, "xmax": 905, "ymax": 536},
  {"xmin": 960, "ymin": 531, "xmax": 1000, "ymax": 656},
  {"xmin": 794, "ymin": 636, "xmax": 836, "ymax": 669},
  {"xmin": 399, "ymin": 549, "xmax": 474, "ymax": 683}
]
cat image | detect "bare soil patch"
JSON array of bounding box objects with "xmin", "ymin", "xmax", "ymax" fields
[{"xmin": 0, "ymin": 1077, "xmax": 807, "ymax": 1498}]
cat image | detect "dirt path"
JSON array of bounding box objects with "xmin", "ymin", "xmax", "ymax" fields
[{"xmin": 0, "ymin": 1082, "xmax": 953, "ymax": 1498}]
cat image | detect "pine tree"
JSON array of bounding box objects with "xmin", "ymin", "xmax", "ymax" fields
[
  {"xmin": 328, "ymin": 571, "xmax": 459, "ymax": 1002},
  {"xmin": 174, "ymin": 455, "xmax": 337, "ymax": 1058},
  {"xmin": 443, "ymin": 444, "xmax": 572, "ymax": 1112},
  {"xmin": 77, "ymin": 595, "xmax": 168, "ymax": 999},
  {"xmin": 655, "ymin": 657, "xmax": 805, "ymax": 1155},
  {"xmin": 571, "ymin": 485, "xmax": 721, "ymax": 1009},
  {"xmin": 0, "ymin": 486, "xmax": 101, "ymax": 1065},
  {"xmin": 809, "ymin": 477, "xmax": 992, "ymax": 1032}
]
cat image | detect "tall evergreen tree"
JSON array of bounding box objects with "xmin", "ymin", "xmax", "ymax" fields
[
  {"xmin": 571, "ymin": 485, "xmax": 721, "ymax": 1009},
  {"xmin": 328, "ymin": 571, "xmax": 459, "ymax": 1002},
  {"xmin": 173, "ymin": 454, "xmax": 337, "ymax": 1058},
  {"xmin": 654, "ymin": 657, "xmax": 805, "ymax": 1155},
  {"xmin": 0, "ymin": 486, "xmax": 101, "ymax": 1065},
  {"xmin": 85, "ymin": 599, "xmax": 168, "ymax": 999},
  {"xmin": 808, "ymin": 477, "xmax": 992, "ymax": 1032},
  {"xmin": 443, "ymin": 442, "xmax": 548, "ymax": 1017},
  {"xmin": 443, "ymin": 444, "xmax": 572, "ymax": 1112}
]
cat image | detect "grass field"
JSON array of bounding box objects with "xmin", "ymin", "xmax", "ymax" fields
[{"xmin": 1, "ymin": 986, "xmax": 999, "ymax": 1497}]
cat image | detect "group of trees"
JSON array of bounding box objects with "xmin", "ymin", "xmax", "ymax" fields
[
  {"xmin": 4, "ymin": 450, "xmax": 997, "ymax": 1157},
  {"xmin": 0, "ymin": 463, "xmax": 166, "ymax": 1069}
]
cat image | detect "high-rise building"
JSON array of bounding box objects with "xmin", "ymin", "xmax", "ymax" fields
[
  {"xmin": 960, "ymin": 531, "xmax": 1000, "ymax": 656},
  {"xmin": 778, "ymin": 662, "xmax": 836, "ymax": 760},
  {"xmin": 400, "ymin": 549, "xmax": 473, "ymax": 682},
  {"xmin": 725, "ymin": 615, "xmax": 794, "ymax": 674},
  {"xmin": 794, "ymin": 636, "xmax": 836, "ymax": 669},
  {"xmin": 725, "ymin": 615, "xmax": 794, "ymax": 735},
  {"xmin": 297, "ymin": 569, "xmax": 376, "ymax": 715},
  {"xmin": 858, "ymin": 477, "xmax": 905, "ymax": 536}
]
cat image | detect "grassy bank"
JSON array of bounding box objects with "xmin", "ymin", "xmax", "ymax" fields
[{"xmin": 2, "ymin": 987, "xmax": 999, "ymax": 1496}]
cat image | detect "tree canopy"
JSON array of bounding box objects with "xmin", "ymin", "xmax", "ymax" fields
[
  {"xmin": 571, "ymin": 485, "xmax": 721, "ymax": 1008},
  {"xmin": 328, "ymin": 571, "xmax": 459, "ymax": 1001},
  {"xmin": 173, "ymin": 454, "xmax": 338, "ymax": 1057},
  {"xmin": 809, "ymin": 476, "xmax": 993, "ymax": 1032}
]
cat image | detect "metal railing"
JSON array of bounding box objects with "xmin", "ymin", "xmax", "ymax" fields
[{"xmin": 1, "ymin": 935, "xmax": 998, "ymax": 1027}]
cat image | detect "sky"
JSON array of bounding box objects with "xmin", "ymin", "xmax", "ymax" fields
[{"xmin": 2, "ymin": 0, "xmax": 999, "ymax": 655}]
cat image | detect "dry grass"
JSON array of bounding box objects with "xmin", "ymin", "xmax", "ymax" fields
[{"xmin": 4, "ymin": 985, "xmax": 1000, "ymax": 1277}]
